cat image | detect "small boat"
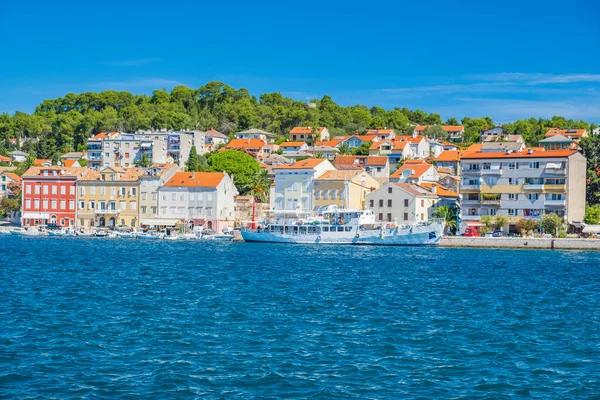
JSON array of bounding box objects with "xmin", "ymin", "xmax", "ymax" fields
[
  {"xmin": 76, "ymin": 231, "xmax": 93, "ymax": 237},
  {"xmin": 48, "ymin": 228, "xmax": 77, "ymax": 237},
  {"xmin": 201, "ymin": 229, "xmax": 234, "ymax": 241},
  {"xmin": 0, "ymin": 230, "xmax": 11, "ymax": 235},
  {"xmin": 117, "ymin": 232, "xmax": 137, "ymax": 239},
  {"xmin": 137, "ymin": 230, "xmax": 163, "ymax": 240},
  {"xmin": 10, "ymin": 227, "xmax": 48, "ymax": 236}
]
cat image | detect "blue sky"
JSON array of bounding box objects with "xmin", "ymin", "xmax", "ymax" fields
[{"xmin": 1, "ymin": 0, "xmax": 599, "ymax": 122}]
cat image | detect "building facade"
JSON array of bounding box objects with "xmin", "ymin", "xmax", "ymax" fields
[
  {"xmin": 366, "ymin": 182, "xmax": 439, "ymax": 223},
  {"xmin": 21, "ymin": 166, "xmax": 83, "ymax": 227},
  {"xmin": 158, "ymin": 171, "xmax": 237, "ymax": 232},
  {"xmin": 138, "ymin": 164, "xmax": 179, "ymax": 227},
  {"xmin": 77, "ymin": 167, "xmax": 142, "ymax": 229},
  {"xmin": 459, "ymin": 149, "xmax": 586, "ymax": 233},
  {"xmin": 314, "ymin": 170, "xmax": 379, "ymax": 210}
]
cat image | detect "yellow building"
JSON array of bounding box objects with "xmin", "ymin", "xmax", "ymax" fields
[
  {"xmin": 77, "ymin": 167, "xmax": 142, "ymax": 229},
  {"xmin": 314, "ymin": 170, "xmax": 380, "ymax": 210}
]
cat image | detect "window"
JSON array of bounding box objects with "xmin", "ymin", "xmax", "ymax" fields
[
  {"xmin": 43, "ymin": 199, "xmax": 48, "ymax": 209},
  {"xmin": 180, "ymin": 195, "xmax": 184, "ymax": 201},
  {"xmin": 60, "ymin": 200, "xmax": 66, "ymax": 210},
  {"xmin": 100, "ymin": 187, "xmax": 106, "ymax": 195},
  {"xmin": 89, "ymin": 201, "xmax": 95, "ymax": 210},
  {"xmin": 79, "ymin": 201, "xmax": 85, "ymax": 209},
  {"xmin": 508, "ymin": 193, "xmax": 516, "ymax": 200},
  {"xmin": 69, "ymin": 200, "xmax": 74, "ymax": 210},
  {"xmin": 331, "ymin": 189, "xmax": 337, "ymax": 199},
  {"xmin": 60, "ymin": 219, "xmax": 64, "ymax": 226},
  {"xmin": 90, "ymin": 186, "xmax": 95, "ymax": 195},
  {"xmin": 35, "ymin": 185, "xmax": 40, "ymax": 195},
  {"xmin": 131, "ymin": 201, "xmax": 137, "ymax": 211},
  {"xmin": 131, "ymin": 188, "xmax": 137, "ymax": 196},
  {"xmin": 529, "ymin": 161, "xmax": 540, "ymax": 169},
  {"xmin": 52, "ymin": 185, "xmax": 57, "ymax": 194},
  {"xmin": 43, "ymin": 185, "xmax": 48, "ymax": 195},
  {"xmin": 387, "ymin": 199, "xmax": 392, "ymax": 207},
  {"xmin": 508, "ymin": 209, "xmax": 515, "ymax": 216},
  {"xmin": 26, "ymin": 199, "xmax": 31, "ymax": 209},
  {"xmin": 152, "ymin": 193, "xmax": 157, "ymax": 201},
  {"xmin": 34, "ymin": 199, "xmax": 40, "ymax": 209},
  {"xmin": 388, "ymin": 187, "xmax": 392, "ymax": 194},
  {"xmin": 120, "ymin": 187, "xmax": 126, "ymax": 196},
  {"xmin": 508, "ymin": 162, "xmax": 517, "ymax": 170},
  {"xmin": 52, "ymin": 200, "xmax": 58, "ymax": 209},
  {"xmin": 509, "ymin": 178, "xmax": 518, "ymax": 185},
  {"xmin": 125, "ymin": 153, "xmax": 130, "ymax": 158},
  {"xmin": 142, "ymin": 193, "xmax": 147, "ymax": 201},
  {"xmin": 528, "ymin": 193, "xmax": 539, "ymax": 201},
  {"xmin": 151, "ymin": 206, "xmax": 157, "ymax": 214},
  {"xmin": 404, "ymin": 213, "xmax": 408, "ymax": 221},
  {"xmin": 421, "ymin": 199, "xmax": 424, "ymax": 207},
  {"xmin": 60, "ymin": 186, "xmax": 66, "ymax": 195},
  {"xmin": 26, "ymin": 185, "xmax": 31, "ymax": 194},
  {"xmin": 369, "ymin": 199, "xmax": 374, "ymax": 208},
  {"xmin": 120, "ymin": 201, "xmax": 126, "ymax": 211},
  {"xmin": 323, "ymin": 189, "xmax": 329, "ymax": 200},
  {"xmin": 387, "ymin": 213, "xmax": 392, "ymax": 222},
  {"xmin": 141, "ymin": 206, "xmax": 147, "ymax": 214},
  {"xmin": 404, "ymin": 199, "xmax": 409, "ymax": 207},
  {"xmin": 379, "ymin": 199, "xmax": 384, "ymax": 207},
  {"xmin": 377, "ymin": 167, "xmax": 382, "ymax": 172},
  {"xmin": 378, "ymin": 213, "xmax": 383, "ymax": 221},
  {"xmin": 316, "ymin": 190, "xmax": 321, "ymax": 200},
  {"xmin": 490, "ymin": 208, "xmax": 497, "ymax": 216},
  {"xmin": 339, "ymin": 190, "xmax": 344, "ymax": 200},
  {"xmin": 70, "ymin": 186, "xmax": 75, "ymax": 195}
]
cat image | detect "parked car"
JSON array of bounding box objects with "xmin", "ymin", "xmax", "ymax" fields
[
  {"xmin": 463, "ymin": 227, "xmax": 481, "ymax": 237},
  {"xmin": 492, "ymin": 230, "xmax": 503, "ymax": 237},
  {"xmin": 484, "ymin": 232, "xmax": 493, "ymax": 238}
]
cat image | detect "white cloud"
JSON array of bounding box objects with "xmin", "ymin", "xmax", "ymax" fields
[{"xmin": 468, "ymin": 72, "xmax": 600, "ymax": 85}]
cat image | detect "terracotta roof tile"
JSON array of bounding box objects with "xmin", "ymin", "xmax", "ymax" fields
[
  {"xmin": 316, "ymin": 170, "xmax": 362, "ymax": 180},
  {"xmin": 223, "ymin": 138, "xmax": 265, "ymax": 150},
  {"xmin": 390, "ymin": 162, "xmax": 434, "ymax": 179},
  {"xmin": 164, "ymin": 171, "xmax": 225, "ymax": 188},
  {"xmin": 280, "ymin": 141, "xmax": 306, "ymax": 147},
  {"xmin": 545, "ymin": 128, "xmax": 586, "ymax": 137},
  {"xmin": 435, "ymin": 150, "xmax": 461, "ymax": 162},
  {"xmin": 460, "ymin": 148, "xmax": 578, "ymax": 160},
  {"xmin": 0, "ymin": 155, "xmax": 11, "ymax": 162},
  {"xmin": 274, "ymin": 158, "xmax": 329, "ymax": 169},
  {"xmin": 417, "ymin": 182, "xmax": 459, "ymax": 198}
]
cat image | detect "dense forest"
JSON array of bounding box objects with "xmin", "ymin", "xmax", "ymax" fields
[{"xmin": 0, "ymin": 81, "xmax": 595, "ymax": 160}]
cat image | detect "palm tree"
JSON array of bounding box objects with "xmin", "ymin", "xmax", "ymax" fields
[
  {"xmin": 433, "ymin": 205, "xmax": 457, "ymax": 234},
  {"xmin": 135, "ymin": 154, "xmax": 152, "ymax": 168},
  {"xmin": 246, "ymin": 169, "xmax": 272, "ymax": 203},
  {"xmin": 338, "ymin": 143, "xmax": 350, "ymax": 155}
]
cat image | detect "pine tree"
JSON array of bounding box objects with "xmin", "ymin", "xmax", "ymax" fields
[{"xmin": 187, "ymin": 146, "xmax": 200, "ymax": 172}]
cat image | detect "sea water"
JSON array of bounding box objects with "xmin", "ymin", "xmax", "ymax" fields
[{"xmin": 1, "ymin": 236, "xmax": 599, "ymax": 398}]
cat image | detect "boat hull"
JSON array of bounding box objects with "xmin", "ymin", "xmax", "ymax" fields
[{"xmin": 241, "ymin": 226, "xmax": 442, "ymax": 246}]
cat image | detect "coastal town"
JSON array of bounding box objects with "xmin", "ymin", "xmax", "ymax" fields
[{"xmin": 0, "ymin": 124, "xmax": 594, "ymax": 241}]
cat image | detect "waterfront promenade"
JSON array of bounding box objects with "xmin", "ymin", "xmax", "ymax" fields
[{"xmin": 440, "ymin": 236, "xmax": 600, "ymax": 250}]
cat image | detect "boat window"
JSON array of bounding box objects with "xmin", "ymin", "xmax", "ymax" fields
[
  {"xmin": 300, "ymin": 226, "xmax": 307, "ymax": 234},
  {"xmin": 322, "ymin": 226, "xmax": 329, "ymax": 232},
  {"xmin": 345, "ymin": 226, "xmax": 352, "ymax": 232},
  {"xmin": 337, "ymin": 226, "xmax": 344, "ymax": 232},
  {"xmin": 308, "ymin": 226, "xmax": 317, "ymax": 234}
]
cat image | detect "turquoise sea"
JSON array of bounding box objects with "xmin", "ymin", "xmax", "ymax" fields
[{"xmin": 1, "ymin": 236, "xmax": 599, "ymax": 398}]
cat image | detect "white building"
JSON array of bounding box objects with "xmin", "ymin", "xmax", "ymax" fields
[
  {"xmin": 158, "ymin": 171, "xmax": 237, "ymax": 232},
  {"xmin": 271, "ymin": 158, "xmax": 336, "ymax": 211},
  {"xmin": 236, "ymin": 128, "xmax": 275, "ymax": 143},
  {"xmin": 366, "ymin": 182, "xmax": 439, "ymax": 224}
]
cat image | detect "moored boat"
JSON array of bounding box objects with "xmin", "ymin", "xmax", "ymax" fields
[{"xmin": 241, "ymin": 206, "xmax": 443, "ymax": 246}]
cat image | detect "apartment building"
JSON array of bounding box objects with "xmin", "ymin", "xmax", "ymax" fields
[
  {"xmin": 77, "ymin": 167, "xmax": 142, "ymax": 229},
  {"xmin": 459, "ymin": 148, "xmax": 586, "ymax": 233},
  {"xmin": 314, "ymin": 170, "xmax": 379, "ymax": 210},
  {"xmin": 157, "ymin": 171, "xmax": 237, "ymax": 232},
  {"xmin": 87, "ymin": 130, "xmax": 205, "ymax": 169},
  {"xmin": 271, "ymin": 159, "xmax": 336, "ymax": 211},
  {"xmin": 289, "ymin": 127, "xmax": 330, "ymax": 142},
  {"xmin": 366, "ymin": 182, "xmax": 439, "ymax": 224},
  {"xmin": 138, "ymin": 164, "xmax": 179, "ymax": 227},
  {"xmin": 236, "ymin": 128, "xmax": 275, "ymax": 143},
  {"xmin": 21, "ymin": 166, "xmax": 85, "ymax": 227}
]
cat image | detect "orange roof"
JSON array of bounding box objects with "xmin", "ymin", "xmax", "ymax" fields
[
  {"xmin": 1, "ymin": 172, "xmax": 22, "ymax": 183},
  {"xmin": 164, "ymin": 171, "xmax": 225, "ymax": 188},
  {"xmin": 23, "ymin": 166, "xmax": 87, "ymax": 178},
  {"xmin": 436, "ymin": 150, "xmax": 461, "ymax": 162},
  {"xmin": 279, "ymin": 141, "xmax": 306, "ymax": 147},
  {"xmin": 62, "ymin": 159, "xmax": 78, "ymax": 168},
  {"xmin": 0, "ymin": 155, "xmax": 11, "ymax": 162},
  {"xmin": 34, "ymin": 158, "xmax": 52, "ymax": 166},
  {"xmin": 390, "ymin": 162, "xmax": 434, "ymax": 180},
  {"xmin": 418, "ymin": 182, "xmax": 459, "ymax": 198},
  {"xmin": 366, "ymin": 128, "xmax": 394, "ymax": 135},
  {"xmin": 223, "ymin": 138, "xmax": 265, "ymax": 150},
  {"xmin": 394, "ymin": 135, "xmax": 424, "ymax": 144},
  {"xmin": 79, "ymin": 167, "xmax": 142, "ymax": 182},
  {"xmin": 354, "ymin": 134, "xmax": 378, "ymax": 142},
  {"xmin": 461, "ymin": 148, "xmax": 578, "ymax": 160},
  {"xmin": 467, "ymin": 143, "xmax": 484, "ymax": 151},
  {"xmin": 545, "ymin": 128, "xmax": 586, "ymax": 137},
  {"xmin": 334, "ymin": 155, "xmax": 389, "ymax": 169},
  {"xmin": 274, "ymin": 158, "xmax": 329, "ymax": 169},
  {"xmin": 437, "ymin": 167, "xmax": 451, "ymax": 174},
  {"xmin": 440, "ymin": 140, "xmax": 457, "ymax": 147},
  {"xmin": 289, "ymin": 127, "xmax": 326, "ymax": 134},
  {"xmin": 316, "ymin": 170, "xmax": 362, "ymax": 181},
  {"xmin": 415, "ymin": 125, "xmax": 464, "ymax": 132}
]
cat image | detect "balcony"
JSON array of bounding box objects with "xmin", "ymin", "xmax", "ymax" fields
[
  {"xmin": 481, "ymin": 199, "xmax": 501, "ymax": 205},
  {"xmin": 461, "ymin": 184, "xmax": 481, "ymax": 191},
  {"xmin": 481, "ymin": 168, "xmax": 502, "ymax": 175},
  {"xmin": 545, "ymin": 199, "xmax": 566, "ymax": 207},
  {"xmin": 95, "ymin": 209, "xmax": 119, "ymax": 214},
  {"xmin": 544, "ymin": 184, "xmax": 566, "ymax": 192},
  {"xmin": 462, "ymin": 199, "xmax": 480, "ymax": 205},
  {"xmin": 88, "ymin": 155, "xmax": 102, "ymax": 161},
  {"xmin": 523, "ymin": 184, "xmax": 544, "ymax": 191},
  {"xmin": 462, "ymin": 169, "xmax": 481, "ymax": 175},
  {"xmin": 462, "ymin": 215, "xmax": 481, "ymax": 221}
]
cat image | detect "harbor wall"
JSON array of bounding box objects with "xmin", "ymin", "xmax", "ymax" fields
[{"xmin": 440, "ymin": 236, "xmax": 600, "ymax": 250}]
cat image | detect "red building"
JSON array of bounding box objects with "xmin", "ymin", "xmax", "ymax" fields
[{"xmin": 21, "ymin": 166, "xmax": 85, "ymax": 227}]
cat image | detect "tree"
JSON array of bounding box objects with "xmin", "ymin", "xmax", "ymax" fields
[
  {"xmin": 480, "ymin": 215, "xmax": 493, "ymax": 233},
  {"xmin": 516, "ymin": 218, "xmax": 539, "ymax": 235},
  {"xmin": 541, "ymin": 213, "xmax": 563, "ymax": 235},
  {"xmin": 186, "ymin": 146, "xmax": 201, "ymax": 172},
  {"xmin": 422, "ymin": 126, "xmax": 448, "ymax": 140},
  {"xmin": 584, "ymin": 204, "xmax": 600, "ymax": 224},
  {"xmin": 246, "ymin": 169, "xmax": 272, "ymax": 203},
  {"xmin": 433, "ymin": 205, "xmax": 457, "ymax": 234},
  {"xmin": 351, "ymin": 141, "xmax": 372, "ymax": 156},
  {"xmin": 580, "ymin": 135, "xmax": 600, "ymax": 205},
  {"xmin": 207, "ymin": 150, "xmax": 261, "ymax": 194},
  {"xmin": 134, "ymin": 154, "xmax": 152, "ymax": 168},
  {"xmin": 493, "ymin": 215, "xmax": 508, "ymax": 231},
  {"xmin": 338, "ymin": 143, "xmax": 350, "ymax": 155}
]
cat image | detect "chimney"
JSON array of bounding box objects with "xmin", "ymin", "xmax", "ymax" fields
[
  {"xmin": 431, "ymin": 184, "xmax": 437, "ymax": 194},
  {"xmin": 412, "ymin": 130, "xmax": 417, "ymax": 139}
]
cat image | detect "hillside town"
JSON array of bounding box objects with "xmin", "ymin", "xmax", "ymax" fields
[{"xmin": 0, "ymin": 124, "xmax": 592, "ymax": 237}]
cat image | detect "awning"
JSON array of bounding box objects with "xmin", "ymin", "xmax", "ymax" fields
[
  {"xmin": 466, "ymin": 222, "xmax": 485, "ymax": 227},
  {"xmin": 22, "ymin": 212, "xmax": 50, "ymax": 219},
  {"xmin": 140, "ymin": 218, "xmax": 180, "ymax": 227},
  {"xmin": 582, "ymin": 225, "xmax": 600, "ymax": 234},
  {"xmin": 546, "ymin": 162, "xmax": 562, "ymax": 169}
]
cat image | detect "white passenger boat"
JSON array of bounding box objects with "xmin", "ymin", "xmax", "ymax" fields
[
  {"xmin": 48, "ymin": 228, "xmax": 76, "ymax": 237},
  {"xmin": 10, "ymin": 227, "xmax": 48, "ymax": 237},
  {"xmin": 200, "ymin": 228, "xmax": 234, "ymax": 241},
  {"xmin": 241, "ymin": 206, "xmax": 443, "ymax": 246},
  {"xmin": 137, "ymin": 230, "xmax": 163, "ymax": 240}
]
